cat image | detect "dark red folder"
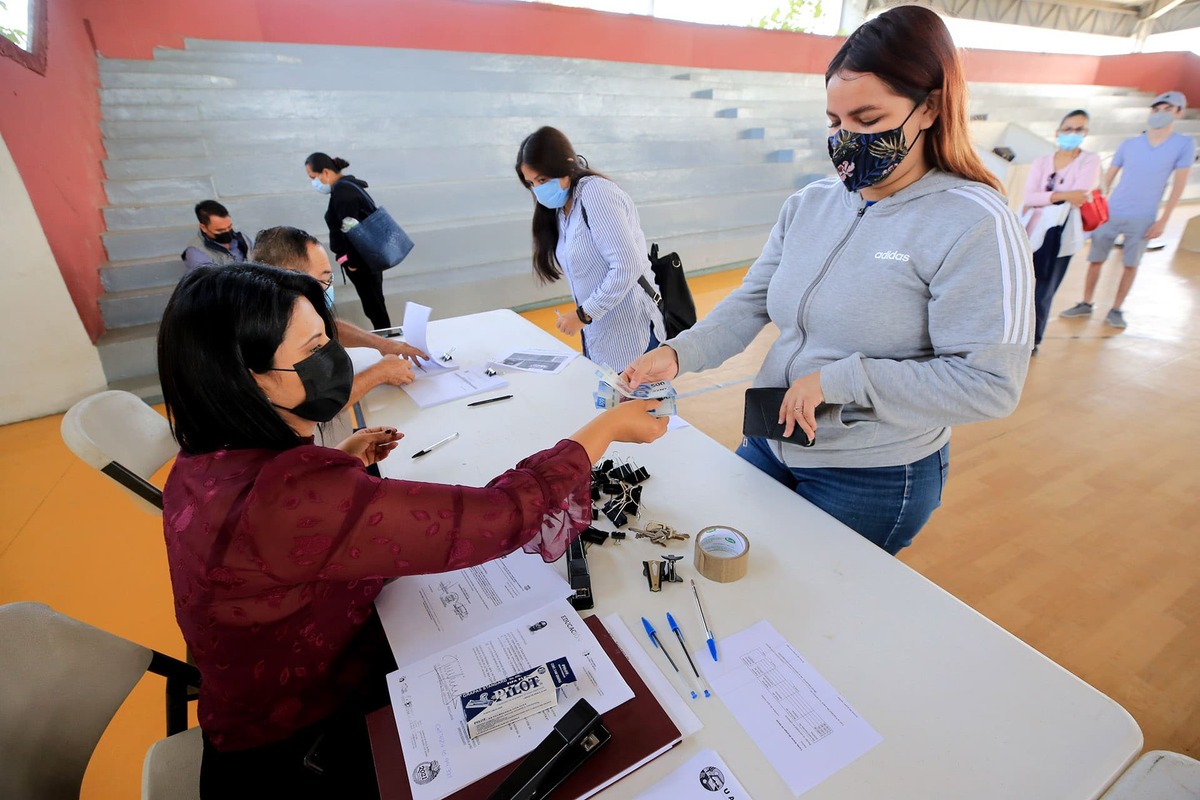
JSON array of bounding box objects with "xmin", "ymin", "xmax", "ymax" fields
[{"xmin": 368, "ymin": 615, "xmax": 682, "ymax": 799}]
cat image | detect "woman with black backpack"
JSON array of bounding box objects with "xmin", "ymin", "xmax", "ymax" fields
[{"xmin": 305, "ymin": 152, "xmax": 393, "ymax": 330}]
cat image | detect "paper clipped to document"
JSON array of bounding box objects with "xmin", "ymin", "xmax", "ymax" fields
[{"xmin": 697, "ymin": 620, "xmax": 881, "ymax": 796}]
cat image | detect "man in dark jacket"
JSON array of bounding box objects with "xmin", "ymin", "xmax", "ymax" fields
[{"xmin": 181, "ymin": 200, "xmax": 252, "ymax": 271}]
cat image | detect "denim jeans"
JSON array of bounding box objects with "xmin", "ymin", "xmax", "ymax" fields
[{"xmin": 735, "ymin": 436, "xmax": 950, "ymax": 555}]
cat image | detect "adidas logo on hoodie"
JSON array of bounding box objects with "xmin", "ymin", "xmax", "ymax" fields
[{"xmin": 874, "ymin": 250, "xmax": 911, "ymax": 262}]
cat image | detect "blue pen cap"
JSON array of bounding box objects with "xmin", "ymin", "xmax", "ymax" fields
[
  {"xmin": 666, "ymin": 612, "xmax": 681, "ymax": 634},
  {"xmin": 640, "ymin": 616, "xmax": 659, "ymax": 647}
]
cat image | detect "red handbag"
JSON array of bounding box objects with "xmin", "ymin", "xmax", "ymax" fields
[{"xmin": 1080, "ymin": 189, "xmax": 1109, "ymax": 232}]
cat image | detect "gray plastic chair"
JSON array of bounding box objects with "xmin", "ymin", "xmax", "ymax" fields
[
  {"xmin": 1101, "ymin": 750, "xmax": 1200, "ymax": 799},
  {"xmin": 143, "ymin": 726, "xmax": 202, "ymax": 800},
  {"xmin": 0, "ymin": 602, "xmax": 200, "ymax": 800},
  {"xmin": 61, "ymin": 390, "xmax": 178, "ymax": 515}
]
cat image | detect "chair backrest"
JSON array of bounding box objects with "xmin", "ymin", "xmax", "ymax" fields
[
  {"xmin": 1101, "ymin": 750, "xmax": 1200, "ymax": 799},
  {"xmin": 143, "ymin": 726, "xmax": 202, "ymax": 800},
  {"xmin": 61, "ymin": 390, "xmax": 179, "ymax": 515},
  {"xmin": 0, "ymin": 602, "xmax": 153, "ymax": 800}
]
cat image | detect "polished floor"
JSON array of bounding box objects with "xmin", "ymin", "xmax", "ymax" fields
[{"xmin": 2, "ymin": 206, "xmax": 1197, "ymax": 798}]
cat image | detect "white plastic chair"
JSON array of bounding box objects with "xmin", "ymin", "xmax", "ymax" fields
[
  {"xmin": 61, "ymin": 390, "xmax": 178, "ymax": 515},
  {"xmin": 0, "ymin": 602, "xmax": 200, "ymax": 800},
  {"xmin": 1102, "ymin": 750, "xmax": 1200, "ymax": 799},
  {"xmin": 143, "ymin": 726, "xmax": 203, "ymax": 800}
]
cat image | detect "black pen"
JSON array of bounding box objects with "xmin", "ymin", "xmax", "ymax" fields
[
  {"xmin": 411, "ymin": 432, "xmax": 459, "ymax": 459},
  {"xmin": 467, "ymin": 394, "xmax": 513, "ymax": 407}
]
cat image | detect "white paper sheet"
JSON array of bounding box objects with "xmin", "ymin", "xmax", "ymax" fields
[
  {"xmin": 347, "ymin": 346, "xmax": 385, "ymax": 374},
  {"xmin": 634, "ymin": 749, "xmax": 752, "ymax": 799},
  {"xmin": 697, "ymin": 620, "xmax": 881, "ymax": 797},
  {"xmin": 601, "ymin": 614, "xmax": 703, "ymax": 739},
  {"xmin": 387, "ymin": 598, "xmax": 634, "ymax": 800},
  {"xmin": 375, "ymin": 552, "xmax": 574, "ymax": 666},
  {"xmin": 401, "ymin": 368, "xmax": 509, "ymax": 408},
  {"xmin": 403, "ymin": 301, "xmax": 458, "ymax": 374},
  {"xmin": 489, "ymin": 348, "xmax": 579, "ymax": 375}
]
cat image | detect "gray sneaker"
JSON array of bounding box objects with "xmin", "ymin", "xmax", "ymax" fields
[
  {"xmin": 1105, "ymin": 308, "xmax": 1127, "ymax": 329},
  {"xmin": 1059, "ymin": 302, "xmax": 1094, "ymax": 318}
]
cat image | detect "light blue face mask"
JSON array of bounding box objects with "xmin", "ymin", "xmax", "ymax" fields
[
  {"xmin": 1056, "ymin": 133, "xmax": 1085, "ymax": 151},
  {"xmin": 323, "ymin": 284, "xmax": 335, "ymax": 309},
  {"xmin": 531, "ymin": 178, "xmax": 570, "ymax": 209},
  {"xmin": 1147, "ymin": 110, "xmax": 1175, "ymax": 130},
  {"xmin": 312, "ymin": 176, "xmax": 332, "ymax": 195}
]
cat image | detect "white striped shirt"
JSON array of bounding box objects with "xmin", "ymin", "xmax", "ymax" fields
[{"xmin": 555, "ymin": 177, "xmax": 665, "ymax": 372}]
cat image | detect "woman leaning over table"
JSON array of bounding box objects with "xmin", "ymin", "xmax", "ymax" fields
[
  {"xmin": 623, "ymin": 6, "xmax": 1033, "ymax": 555},
  {"xmin": 1021, "ymin": 109, "xmax": 1101, "ymax": 353},
  {"xmin": 157, "ymin": 263, "xmax": 667, "ymax": 799},
  {"xmin": 516, "ymin": 126, "xmax": 666, "ymax": 372}
]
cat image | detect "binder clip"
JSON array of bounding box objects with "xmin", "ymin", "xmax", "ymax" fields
[
  {"xmin": 486, "ymin": 699, "xmax": 610, "ymax": 800},
  {"xmin": 567, "ymin": 538, "xmax": 593, "ymax": 610}
]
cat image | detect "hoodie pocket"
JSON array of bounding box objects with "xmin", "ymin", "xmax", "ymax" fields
[{"xmin": 814, "ymin": 403, "xmax": 880, "ymax": 448}]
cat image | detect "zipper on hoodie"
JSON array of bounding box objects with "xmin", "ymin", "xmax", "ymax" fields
[{"xmin": 783, "ymin": 203, "xmax": 868, "ymax": 383}]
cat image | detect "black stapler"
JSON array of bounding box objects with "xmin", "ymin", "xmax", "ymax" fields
[
  {"xmin": 566, "ymin": 538, "xmax": 593, "ymax": 610},
  {"xmin": 485, "ymin": 699, "xmax": 610, "ymax": 800}
]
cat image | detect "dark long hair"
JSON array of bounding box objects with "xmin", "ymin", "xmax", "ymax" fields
[
  {"xmin": 305, "ymin": 152, "xmax": 349, "ymax": 174},
  {"xmin": 515, "ymin": 127, "xmax": 604, "ymax": 283},
  {"xmin": 827, "ymin": 6, "xmax": 1003, "ymax": 193},
  {"xmin": 157, "ymin": 263, "xmax": 336, "ymax": 454}
]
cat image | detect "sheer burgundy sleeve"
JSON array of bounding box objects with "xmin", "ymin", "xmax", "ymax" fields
[{"xmin": 243, "ymin": 439, "xmax": 594, "ymax": 583}]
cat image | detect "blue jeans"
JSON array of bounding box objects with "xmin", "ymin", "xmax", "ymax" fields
[{"xmin": 736, "ymin": 436, "xmax": 949, "ymax": 555}]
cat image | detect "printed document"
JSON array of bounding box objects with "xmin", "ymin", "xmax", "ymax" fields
[
  {"xmin": 401, "ymin": 367, "xmax": 508, "ymax": 408},
  {"xmin": 375, "ymin": 552, "xmax": 574, "ymax": 666},
  {"xmin": 697, "ymin": 620, "xmax": 881, "ymax": 796},
  {"xmin": 403, "ymin": 302, "xmax": 457, "ymax": 373},
  {"xmin": 387, "ymin": 598, "xmax": 634, "ymax": 800},
  {"xmin": 635, "ymin": 749, "xmax": 752, "ymax": 800},
  {"xmin": 489, "ymin": 348, "xmax": 578, "ymax": 375}
]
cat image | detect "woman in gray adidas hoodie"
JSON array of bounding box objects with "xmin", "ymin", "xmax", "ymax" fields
[{"xmin": 623, "ymin": 6, "xmax": 1033, "ymax": 554}]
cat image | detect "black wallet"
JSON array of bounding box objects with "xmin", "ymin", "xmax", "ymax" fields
[{"xmin": 742, "ymin": 388, "xmax": 814, "ymax": 447}]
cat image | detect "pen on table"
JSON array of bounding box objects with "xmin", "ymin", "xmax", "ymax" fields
[
  {"xmin": 411, "ymin": 432, "xmax": 459, "ymax": 459},
  {"xmin": 467, "ymin": 394, "xmax": 513, "ymax": 408},
  {"xmin": 642, "ymin": 617, "xmax": 697, "ymax": 700},
  {"xmin": 690, "ymin": 579, "xmax": 718, "ymax": 662},
  {"xmin": 667, "ymin": 612, "xmax": 711, "ymax": 698}
]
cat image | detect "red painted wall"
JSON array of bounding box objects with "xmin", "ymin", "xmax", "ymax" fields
[
  {"xmin": 0, "ymin": 0, "xmax": 108, "ymax": 341},
  {"xmin": 2, "ymin": 0, "xmax": 1197, "ymax": 343}
]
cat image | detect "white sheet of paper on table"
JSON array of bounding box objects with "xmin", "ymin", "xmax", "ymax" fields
[
  {"xmin": 400, "ymin": 368, "xmax": 509, "ymax": 408},
  {"xmin": 634, "ymin": 748, "xmax": 752, "ymax": 799},
  {"xmin": 375, "ymin": 552, "xmax": 574, "ymax": 667},
  {"xmin": 489, "ymin": 348, "xmax": 579, "ymax": 375},
  {"xmin": 600, "ymin": 614, "xmax": 703, "ymax": 739},
  {"xmin": 386, "ymin": 598, "xmax": 634, "ymax": 800},
  {"xmin": 697, "ymin": 620, "xmax": 882, "ymax": 797}
]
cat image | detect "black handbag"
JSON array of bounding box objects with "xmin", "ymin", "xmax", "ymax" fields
[
  {"xmin": 342, "ymin": 182, "xmax": 414, "ymax": 272},
  {"xmin": 578, "ymin": 203, "xmax": 696, "ymax": 339}
]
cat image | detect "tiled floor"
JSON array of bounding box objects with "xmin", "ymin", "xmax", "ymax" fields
[{"xmin": 2, "ymin": 206, "xmax": 1198, "ymax": 798}]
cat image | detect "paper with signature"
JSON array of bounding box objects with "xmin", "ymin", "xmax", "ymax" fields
[{"xmin": 387, "ymin": 598, "xmax": 633, "ymax": 800}]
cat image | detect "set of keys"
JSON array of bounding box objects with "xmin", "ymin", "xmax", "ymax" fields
[{"xmin": 630, "ymin": 521, "xmax": 690, "ymax": 547}]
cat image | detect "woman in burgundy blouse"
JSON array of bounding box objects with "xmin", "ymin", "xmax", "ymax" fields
[{"xmin": 157, "ymin": 263, "xmax": 667, "ymax": 799}]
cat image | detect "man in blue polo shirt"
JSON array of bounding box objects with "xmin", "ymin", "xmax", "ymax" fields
[{"xmin": 1060, "ymin": 91, "xmax": 1195, "ymax": 329}]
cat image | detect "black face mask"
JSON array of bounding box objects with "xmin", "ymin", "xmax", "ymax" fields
[
  {"xmin": 210, "ymin": 230, "xmax": 236, "ymax": 245},
  {"xmin": 269, "ymin": 340, "xmax": 353, "ymax": 422}
]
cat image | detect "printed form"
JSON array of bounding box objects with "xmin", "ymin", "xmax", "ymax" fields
[
  {"xmin": 386, "ymin": 598, "xmax": 633, "ymax": 800},
  {"xmin": 697, "ymin": 620, "xmax": 882, "ymax": 796}
]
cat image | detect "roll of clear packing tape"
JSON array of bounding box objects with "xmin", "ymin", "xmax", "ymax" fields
[{"xmin": 693, "ymin": 526, "xmax": 750, "ymax": 583}]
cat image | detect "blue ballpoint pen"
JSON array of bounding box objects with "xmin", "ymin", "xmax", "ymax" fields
[
  {"xmin": 690, "ymin": 579, "xmax": 718, "ymax": 661},
  {"xmin": 641, "ymin": 617, "xmax": 697, "ymax": 699},
  {"xmin": 667, "ymin": 612, "xmax": 711, "ymax": 698}
]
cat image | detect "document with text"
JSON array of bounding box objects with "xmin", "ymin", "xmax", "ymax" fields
[{"xmin": 697, "ymin": 620, "xmax": 882, "ymax": 796}]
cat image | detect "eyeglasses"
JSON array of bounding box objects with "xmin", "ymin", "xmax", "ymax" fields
[{"xmin": 1045, "ymin": 171, "xmax": 1058, "ymax": 192}]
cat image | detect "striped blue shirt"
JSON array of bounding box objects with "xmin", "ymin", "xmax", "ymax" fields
[{"xmin": 555, "ymin": 177, "xmax": 665, "ymax": 372}]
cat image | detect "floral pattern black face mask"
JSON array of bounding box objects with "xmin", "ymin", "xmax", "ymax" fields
[{"xmin": 828, "ymin": 100, "xmax": 925, "ymax": 193}]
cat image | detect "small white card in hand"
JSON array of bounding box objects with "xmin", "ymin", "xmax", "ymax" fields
[{"xmin": 635, "ymin": 749, "xmax": 751, "ymax": 799}]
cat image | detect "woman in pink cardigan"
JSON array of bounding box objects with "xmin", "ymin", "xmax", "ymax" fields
[{"xmin": 1022, "ymin": 109, "xmax": 1101, "ymax": 353}]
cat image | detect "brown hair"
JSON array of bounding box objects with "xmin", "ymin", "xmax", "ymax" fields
[{"xmin": 826, "ymin": 6, "xmax": 1002, "ymax": 193}]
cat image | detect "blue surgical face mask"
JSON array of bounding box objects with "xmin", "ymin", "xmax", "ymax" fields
[
  {"xmin": 323, "ymin": 283, "xmax": 335, "ymax": 309},
  {"xmin": 1147, "ymin": 110, "xmax": 1174, "ymax": 130},
  {"xmin": 1057, "ymin": 132, "xmax": 1085, "ymax": 151},
  {"xmin": 312, "ymin": 176, "xmax": 332, "ymax": 195},
  {"xmin": 531, "ymin": 178, "xmax": 570, "ymax": 209}
]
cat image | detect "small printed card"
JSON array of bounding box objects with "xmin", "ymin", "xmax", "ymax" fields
[{"xmin": 459, "ymin": 657, "xmax": 578, "ymax": 739}]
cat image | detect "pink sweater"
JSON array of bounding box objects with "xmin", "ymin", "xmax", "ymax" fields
[{"xmin": 1023, "ymin": 150, "xmax": 1101, "ymax": 208}]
